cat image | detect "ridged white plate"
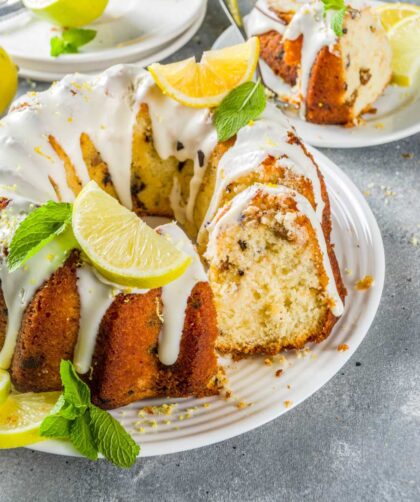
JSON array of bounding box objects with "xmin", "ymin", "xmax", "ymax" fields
[
  {"xmin": 29, "ymin": 148, "xmax": 385, "ymax": 458},
  {"xmin": 15, "ymin": 4, "xmax": 207, "ymax": 82},
  {"xmin": 212, "ymin": 13, "xmax": 420, "ymax": 148},
  {"xmin": 0, "ymin": 0, "xmax": 205, "ymax": 74}
]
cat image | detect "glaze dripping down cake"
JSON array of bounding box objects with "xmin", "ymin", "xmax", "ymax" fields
[
  {"xmin": 247, "ymin": 0, "xmax": 392, "ymax": 125},
  {"xmin": 0, "ymin": 63, "xmax": 345, "ymax": 409}
]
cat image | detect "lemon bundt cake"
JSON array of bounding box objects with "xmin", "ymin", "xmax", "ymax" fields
[
  {"xmin": 247, "ymin": 0, "xmax": 392, "ymax": 124},
  {"xmin": 0, "ymin": 63, "xmax": 345, "ymax": 408}
]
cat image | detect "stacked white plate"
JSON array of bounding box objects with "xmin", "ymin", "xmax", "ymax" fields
[{"xmin": 0, "ymin": 0, "xmax": 207, "ymax": 81}]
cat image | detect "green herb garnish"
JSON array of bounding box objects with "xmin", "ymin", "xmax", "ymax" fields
[
  {"xmin": 50, "ymin": 28, "xmax": 97, "ymax": 57},
  {"xmin": 213, "ymin": 80, "xmax": 266, "ymax": 142},
  {"xmin": 7, "ymin": 201, "xmax": 73, "ymax": 272},
  {"xmin": 40, "ymin": 360, "xmax": 140, "ymax": 468},
  {"xmin": 322, "ymin": 0, "xmax": 347, "ymax": 37}
]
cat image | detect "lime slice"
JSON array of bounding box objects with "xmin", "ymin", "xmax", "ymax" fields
[
  {"xmin": 0, "ymin": 47, "xmax": 17, "ymax": 115},
  {"xmin": 23, "ymin": 0, "xmax": 109, "ymax": 28},
  {"xmin": 375, "ymin": 3, "xmax": 420, "ymax": 32},
  {"xmin": 0, "ymin": 391, "xmax": 60, "ymax": 449},
  {"xmin": 0, "ymin": 370, "xmax": 11, "ymax": 406},
  {"xmin": 148, "ymin": 38, "xmax": 260, "ymax": 108},
  {"xmin": 72, "ymin": 181, "xmax": 192, "ymax": 288},
  {"xmin": 388, "ymin": 14, "xmax": 420, "ymax": 87}
]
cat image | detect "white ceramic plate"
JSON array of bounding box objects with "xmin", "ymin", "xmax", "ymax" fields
[
  {"xmin": 212, "ymin": 17, "xmax": 420, "ymax": 148},
  {"xmin": 30, "ymin": 147, "xmax": 385, "ymax": 458},
  {"xmin": 0, "ymin": 0, "xmax": 205, "ymax": 74},
  {"xmin": 15, "ymin": 4, "xmax": 207, "ymax": 82}
]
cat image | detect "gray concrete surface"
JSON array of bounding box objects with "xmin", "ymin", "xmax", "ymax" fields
[{"xmin": 1, "ymin": 1, "xmax": 419, "ymax": 501}]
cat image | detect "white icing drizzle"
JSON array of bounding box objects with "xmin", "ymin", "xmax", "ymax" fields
[
  {"xmin": 246, "ymin": 0, "xmax": 287, "ymax": 36},
  {"xmin": 202, "ymin": 103, "xmax": 324, "ymax": 228},
  {"xmin": 136, "ymin": 74, "xmax": 218, "ymax": 224},
  {"xmin": 0, "ymin": 65, "xmax": 145, "ymax": 207},
  {"xmin": 283, "ymin": 2, "xmax": 337, "ymax": 114},
  {"xmin": 0, "ymin": 224, "xmax": 73, "ymax": 369},
  {"xmin": 158, "ymin": 223, "xmax": 208, "ymax": 366},
  {"xmin": 73, "ymin": 266, "xmax": 115, "ymax": 374},
  {"xmin": 205, "ymin": 184, "xmax": 343, "ymax": 317}
]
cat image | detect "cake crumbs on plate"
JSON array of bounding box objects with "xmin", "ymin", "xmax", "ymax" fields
[
  {"xmin": 401, "ymin": 152, "xmax": 414, "ymax": 160},
  {"xmin": 264, "ymin": 358, "xmax": 273, "ymax": 366},
  {"xmin": 275, "ymin": 369, "xmax": 284, "ymax": 378},
  {"xmin": 337, "ymin": 343, "xmax": 349, "ymax": 352},
  {"xmin": 236, "ymin": 400, "xmax": 251, "ymax": 409},
  {"xmin": 355, "ymin": 275, "xmax": 374, "ymax": 290},
  {"xmin": 283, "ymin": 400, "xmax": 293, "ymax": 408}
]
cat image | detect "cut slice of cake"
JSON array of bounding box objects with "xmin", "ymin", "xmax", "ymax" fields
[
  {"xmin": 205, "ymin": 184, "xmax": 345, "ymax": 357},
  {"xmin": 248, "ymin": 0, "xmax": 392, "ymax": 125}
]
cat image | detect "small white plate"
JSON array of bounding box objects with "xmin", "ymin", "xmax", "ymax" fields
[
  {"xmin": 16, "ymin": 4, "xmax": 207, "ymax": 82},
  {"xmin": 0, "ymin": 0, "xmax": 205, "ymax": 74},
  {"xmin": 213, "ymin": 18, "xmax": 420, "ymax": 148},
  {"xmin": 29, "ymin": 147, "xmax": 385, "ymax": 458}
]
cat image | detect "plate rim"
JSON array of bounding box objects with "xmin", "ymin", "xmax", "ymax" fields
[
  {"xmin": 28, "ymin": 146, "xmax": 385, "ymax": 458},
  {"xmin": 212, "ymin": 11, "xmax": 420, "ymax": 149},
  {"xmin": 16, "ymin": 4, "xmax": 207, "ymax": 82},
  {"xmin": 1, "ymin": 0, "xmax": 206, "ymax": 65}
]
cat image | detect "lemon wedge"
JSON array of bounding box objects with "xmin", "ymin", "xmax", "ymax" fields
[
  {"xmin": 0, "ymin": 47, "xmax": 17, "ymax": 115},
  {"xmin": 375, "ymin": 3, "xmax": 420, "ymax": 31},
  {"xmin": 0, "ymin": 370, "xmax": 11, "ymax": 406},
  {"xmin": 72, "ymin": 181, "xmax": 192, "ymax": 288},
  {"xmin": 23, "ymin": 0, "xmax": 109, "ymax": 27},
  {"xmin": 387, "ymin": 14, "xmax": 420, "ymax": 87},
  {"xmin": 148, "ymin": 38, "xmax": 260, "ymax": 108},
  {"xmin": 0, "ymin": 391, "xmax": 60, "ymax": 449}
]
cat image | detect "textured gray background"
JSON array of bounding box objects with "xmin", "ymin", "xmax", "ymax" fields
[{"xmin": 1, "ymin": 1, "xmax": 420, "ymax": 501}]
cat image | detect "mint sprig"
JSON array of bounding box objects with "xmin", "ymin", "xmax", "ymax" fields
[
  {"xmin": 213, "ymin": 80, "xmax": 266, "ymax": 142},
  {"xmin": 7, "ymin": 201, "xmax": 73, "ymax": 272},
  {"xmin": 40, "ymin": 360, "xmax": 140, "ymax": 468},
  {"xmin": 50, "ymin": 28, "xmax": 97, "ymax": 58},
  {"xmin": 321, "ymin": 0, "xmax": 347, "ymax": 37}
]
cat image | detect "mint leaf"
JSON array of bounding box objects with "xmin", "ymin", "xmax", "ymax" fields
[
  {"xmin": 40, "ymin": 415, "xmax": 71, "ymax": 439},
  {"xmin": 321, "ymin": 0, "xmax": 347, "ymax": 36},
  {"xmin": 7, "ymin": 201, "xmax": 72, "ymax": 272},
  {"xmin": 331, "ymin": 8, "xmax": 346, "ymax": 36},
  {"xmin": 90, "ymin": 405, "xmax": 140, "ymax": 468},
  {"xmin": 70, "ymin": 413, "xmax": 98, "ymax": 461},
  {"xmin": 214, "ymin": 81, "xmax": 266, "ymax": 142},
  {"xmin": 40, "ymin": 361, "xmax": 140, "ymax": 468},
  {"xmin": 50, "ymin": 28, "xmax": 96, "ymax": 58},
  {"xmin": 322, "ymin": 0, "xmax": 345, "ymax": 10},
  {"xmin": 60, "ymin": 360, "xmax": 90, "ymax": 411}
]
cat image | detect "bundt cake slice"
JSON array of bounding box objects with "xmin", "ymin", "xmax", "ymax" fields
[
  {"xmin": 205, "ymin": 184, "xmax": 345, "ymax": 357},
  {"xmin": 248, "ymin": 0, "xmax": 392, "ymax": 124}
]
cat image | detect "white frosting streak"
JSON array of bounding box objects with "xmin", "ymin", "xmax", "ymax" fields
[
  {"xmin": 158, "ymin": 223, "xmax": 208, "ymax": 366},
  {"xmin": 202, "ymin": 103, "xmax": 324, "ymax": 228},
  {"xmin": 136, "ymin": 74, "xmax": 218, "ymax": 224},
  {"xmin": 0, "ymin": 226, "xmax": 73, "ymax": 369}
]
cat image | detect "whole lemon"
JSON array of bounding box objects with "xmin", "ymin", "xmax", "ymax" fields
[{"xmin": 0, "ymin": 48, "xmax": 18, "ymax": 115}]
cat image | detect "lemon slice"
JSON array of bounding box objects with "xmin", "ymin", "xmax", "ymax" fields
[
  {"xmin": 72, "ymin": 181, "xmax": 192, "ymax": 288},
  {"xmin": 375, "ymin": 3, "xmax": 420, "ymax": 31},
  {"xmin": 0, "ymin": 370, "xmax": 11, "ymax": 406},
  {"xmin": 148, "ymin": 38, "xmax": 260, "ymax": 108},
  {"xmin": 0, "ymin": 391, "xmax": 60, "ymax": 449},
  {"xmin": 388, "ymin": 14, "xmax": 420, "ymax": 87},
  {"xmin": 0, "ymin": 47, "xmax": 17, "ymax": 115},
  {"xmin": 22, "ymin": 0, "xmax": 109, "ymax": 27}
]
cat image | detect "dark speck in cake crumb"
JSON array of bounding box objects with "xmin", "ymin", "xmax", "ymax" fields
[
  {"xmin": 176, "ymin": 141, "xmax": 184, "ymax": 151},
  {"xmin": 238, "ymin": 239, "xmax": 247, "ymax": 251},
  {"xmin": 197, "ymin": 150, "xmax": 205, "ymax": 167},
  {"xmin": 178, "ymin": 160, "xmax": 187, "ymax": 172}
]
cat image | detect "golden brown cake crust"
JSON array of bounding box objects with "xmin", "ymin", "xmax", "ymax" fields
[
  {"xmin": 10, "ymin": 251, "xmax": 80, "ymax": 392},
  {"xmin": 90, "ymin": 282, "xmax": 219, "ymax": 410}
]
